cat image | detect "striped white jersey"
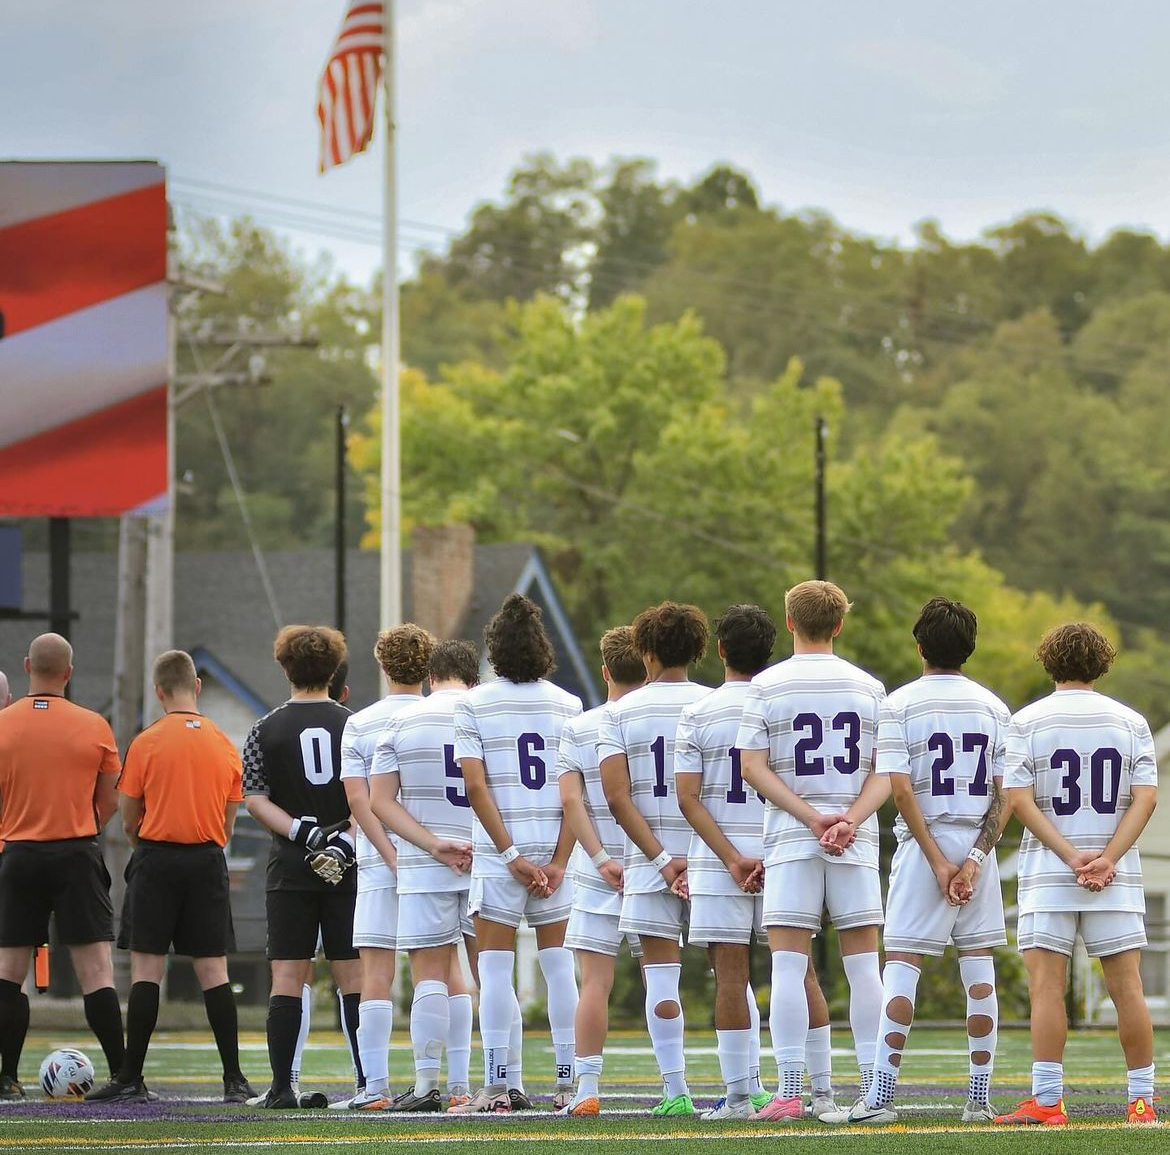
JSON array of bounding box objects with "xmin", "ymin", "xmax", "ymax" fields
[
  {"xmin": 553, "ymin": 704, "xmax": 625, "ymax": 914},
  {"xmin": 1004, "ymin": 689, "xmax": 1157, "ymax": 914},
  {"xmin": 369, "ymin": 688, "xmax": 471, "ymax": 895},
  {"xmin": 876, "ymin": 675, "xmax": 1011, "ymax": 843},
  {"xmin": 596, "ymin": 680, "xmax": 710, "ymax": 896},
  {"xmin": 735, "ymin": 653, "xmax": 885, "ymax": 869},
  {"xmin": 454, "ymin": 678, "xmax": 582, "ymax": 879},
  {"xmin": 674, "ymin": 680, "xmax": 763, "ymax": 897},
  {"xmin": 339, "ymin": 693, "xmax": 423, "ymax": 876}
]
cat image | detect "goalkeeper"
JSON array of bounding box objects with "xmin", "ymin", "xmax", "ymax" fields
[{"xmin": 244, "ymin": 626, "xmax": 360, "ymax": 1110}]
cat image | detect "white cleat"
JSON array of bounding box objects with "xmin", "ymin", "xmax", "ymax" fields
[
  {"xmin": 961, "ymin": 1099, "xmax": 996, "ymax": 1123},
  {"xmin": 821, "ymin": 1096, "xmax": 897, "ymax": 1125},
  {"xmin": 807, "ymin": 1091, "xmax": 838, "ymax": 1120},
  {"xmin": 701, "ymin": 1096, "xmax": 753, "ymax": 1120}
]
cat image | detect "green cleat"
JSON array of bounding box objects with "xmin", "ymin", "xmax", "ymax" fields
[
  {"xmin": 651, "ymin": 1093, "xmax": 697, "ymax": 1116},
  {"xmin": 750, "ymin": 1090, "xmax": 773, "ymax": 1113}
]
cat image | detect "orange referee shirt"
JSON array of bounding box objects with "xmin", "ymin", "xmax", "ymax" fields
[
  {"xmin": 118, "ymin": 711, "xmax": 243, "ymax": 846},
  {"xmin": 0, "ymin": 695, "xmax": 121, "ymax": 842}
]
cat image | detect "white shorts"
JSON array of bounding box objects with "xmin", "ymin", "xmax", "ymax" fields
[
  {"xmin": 468, "ymin": 873, "xmax": 572, "ymax": 929},
  {"xmin": 565, "ymin": 906, "xmax": 642, "ymax": 958},
  {"xmin": 397, "ymin": 889, "xmax": 474, "ymax": 951},
  {"xmin": 689, "ymin": 892, "xmax": 765, "ymax": 946},
  {"xmin": 762, "ymin": 857, "xmax": 883, "ymax": 932},
  {"xmin": 353, "ymin": 882, "xmax": 398, "ymax": 950},
  {"xmin": 1018, "ymin": 909, "xmax": 1147, "ymax": 958},
  {"xmin": 884, "ymin": 834, "xmax": 1006, "ymax": 956},
  {"xmin": 618, "ymin": 891, "xmax": 687, "ymax": 942}
]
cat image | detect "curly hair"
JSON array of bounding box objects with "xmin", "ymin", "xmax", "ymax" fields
[
  {"xmin": 632, "ymin": 601, "xmax": 709, "ymax": 668},
  {"xmin": 1036, "ymin": 622, "xmax": 1116, "ymax": 685},
  {"xmin": 784, "ymin": 580, "xmax": 851, "ymax": 642},
  {"xmin": 600, "ymin": 625, "xmax": 646, "ymax": 686},
  {"xmin": 484, "ymin": 594, "xmax": 556, "ymax": 682},
  {"xmin": 429, "ymin": 639, "xmax": 480, "ymax": 687},
  {"xmin": 274, "ymin": 625, "xmax": 347, "ymax": 691},
  {"xmin": 913, "ymin": 597, "xmax": 978, "ymax": 670},
  {"xmin": 716, "ymin": 604, "xmax": 776, "ymax": 676},
  {"xmin": 374, "ymin": 623, "xmax": 435, "ymax": 686}
]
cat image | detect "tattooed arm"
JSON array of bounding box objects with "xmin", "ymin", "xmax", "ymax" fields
[{"xmin": 948, "ymin": 777, "xmax": 1009, "ymax": 904}]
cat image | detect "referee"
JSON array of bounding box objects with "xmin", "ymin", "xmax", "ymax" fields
[
  {"xmin": 0, "ymin": 634, "xmax": 126, "ymax": 1089},
  {"xmin": 86, "ymin": 651, "xmax": 255, "ymax": 1104}
]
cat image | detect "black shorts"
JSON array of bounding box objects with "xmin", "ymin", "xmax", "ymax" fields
[
  {"xmin": 266, "ymin": 888, "xmax": 357, "ymax": 961},
  {"xmin": 0, "ymin": 838, "xmax": 114, "ymax": 947},
  {"xmin": 117, "ymin": 841, "xmax": 235, "ymax": 957}
]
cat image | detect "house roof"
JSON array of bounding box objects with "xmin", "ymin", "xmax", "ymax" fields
[{"xmin": 0, "ymin": 544, "xmax": 598, "ymax": 716}]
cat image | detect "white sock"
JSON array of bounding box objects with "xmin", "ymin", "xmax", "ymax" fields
[
  {"xmin": 959, "ymin": 956, "xmax": 998, "ymax": 1106},
  {"xmin": 355, "ymin": 999, "xmax": 392, "ymax": 1095},
  {"xmin": 446, "ymin": 993, "xmax": 473, "ymax": 1092},
  {"xmin": 806, "ymin": 1024, "xmax": 832, "ymax": 1096},
  {"xmin": 645, "ymin": 963, "xmax": 689, "ymax": 1099},
  {"xmin": 1128, "ymin": 1063, "xmax": 1155, "ymax": 1101},
  {"xmin": 716, "ymin": 1028, "xmax": 754, "ymax": 1103},
  {"xmin": 410, "ymin": 980, "xmax": 448, "ymax": 1095},
  {"xmin": 842, "ymin": 951, "xmax": 882, "ymax": 1094},
  {"xmin": 866, "ymin": 961, "xmax": 919, "ymax": 1109},
  {"xmin": 576, "ymin": 1054, "xmax": 602, "ymax": 1100},
  {"xmin": 507, "ymin": 995, "xmax": 525, "ymax": 1092},
  {"xmin": 291, "ymin": 982, "xmax": 311, "ymax": 1092},
  {"xmin": 1032, "ymin": 1061, "xmax": 1063, "ymax": 1107},
  {"xmin": 537, "ymin": 946, "xmax": 579, "ymax": 1085},
  {"xmin": 479, "ymin": 950, "xmax": 515, "ymax": 1090},
  {"xmin": 769, "ymin": 950, "xmax": 808, "ymax": 1100},
  {"xmin": 746, "ymin": 983, "xmax": 764, "ymax": 1095}
]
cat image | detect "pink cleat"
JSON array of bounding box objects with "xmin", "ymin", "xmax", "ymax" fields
[{"xmin": 750, "ymin": 1094, "xmax": 804, "ymax": 1121}]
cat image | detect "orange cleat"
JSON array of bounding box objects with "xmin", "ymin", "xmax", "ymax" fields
[
  {"xmin": 994, "ymin": 1097, "xmax": 1068, "ymax": 1126},
  {"xmin": 1127, "ymin": 1097, "xmax": 1158, "ymax": 1124}
]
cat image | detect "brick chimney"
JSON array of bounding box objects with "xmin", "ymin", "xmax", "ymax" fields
[{"xmin": 411, "ymin": 524, "xmax": 475, "ymax": 640}]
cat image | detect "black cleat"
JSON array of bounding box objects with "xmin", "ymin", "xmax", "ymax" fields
[
  {"xmin": 0, "ymin": 1075, "xmax": 26, "ymax": 1100},
  {"xmin": 223, "ymin": 1074, "xmax": 256, "ymax": 1104},
  {"xmin": 388, "ymin": 1088, "xmax": 442, "ymax": 1113},
  {"xmin": 508, "ymin": 1088, "xmax": 533, "ymax": 1110},
  {"xmin": 254, "ymin": 1086, "xmax": 299, "ymax": 1109},
  {"xmin": 84, "ymin": 1078, "xmax": 158, "ymax": 1103}
]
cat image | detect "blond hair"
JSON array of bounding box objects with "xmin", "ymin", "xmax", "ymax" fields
[
  {"xmin": 784, "ymin": 580, "xmax": 851, "ymax": 642},
  {"xmin": 152, "ymin": 649, "xmax": 198, "ymax": 697}
]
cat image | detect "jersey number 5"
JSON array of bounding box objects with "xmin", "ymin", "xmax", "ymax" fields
[{"xmin": 444, "ymin": 744, "xmax": 471, "ymax": 808}]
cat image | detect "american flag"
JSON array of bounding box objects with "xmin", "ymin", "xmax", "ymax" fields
[{"xmin": 317, "ymin": 1, "xmax": 385, "ymax": 172}]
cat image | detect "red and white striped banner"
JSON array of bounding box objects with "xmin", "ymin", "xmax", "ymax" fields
[
  {"xmin": 0, "ymin": 161, "xmax": 168, "ymax": 517},
  {"xmin": 317, "ymin": 1, "xmax": 385, "ymax": 172}
]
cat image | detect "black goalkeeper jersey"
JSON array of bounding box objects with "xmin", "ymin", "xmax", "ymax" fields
[{"xmin": 242, "ymin": 698, "xmax": 354, "ymax": 892}]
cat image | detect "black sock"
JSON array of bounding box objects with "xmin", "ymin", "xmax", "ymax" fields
[
  {"xmin": 118, "ymin": 982, "xmax": 159, "ymax": 1084},
  {"xmin": 83, "ymin": 987, "xmax": 125, "ymax": 1078},
  {"xmin": 339, "ymin": 991, "xmax": 363, "ymax": 1087},
  {"xmin": 203, "ymin": 983, "xmax": 241, "ymax": 1079},
  {"xmin": 266, "ymin": 995, "xmax": 302, "ymax": 1093},
  {"xmin": 0, "ymin": 980, "xmax": 27, "ymax": 1083}
]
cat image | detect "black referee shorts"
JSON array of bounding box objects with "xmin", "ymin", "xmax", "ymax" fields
[
  {"xmin": 0, "ymin": 838, "xmax": 114, "ymax": 947},
  {"xmin": 118, "ymin": 840, "xmax": 235, "ymax": 957},
  {"xmin": 266, "ymin": 888, "xmax": 358, "ymax": 961}
]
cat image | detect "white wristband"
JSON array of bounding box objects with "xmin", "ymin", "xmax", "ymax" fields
[
  {"xmin": 500, "ymin": 845, "xmax": 520, "ymax": 864},
  {"xmin": 591, "ymin": 848, "xmax": 611, "ymax": 868},
  {"xmin": 967, "ymin": 847, "xmax": 987, "ymax": 867},
  {"xmin": 651, "ymin": 849, "xmax": 673, "ymax": 872}
]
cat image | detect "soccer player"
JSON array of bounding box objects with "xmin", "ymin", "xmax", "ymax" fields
[
  {"xmin": 243, "ymin": 625, "xmax": 358, "ymax": 1109},
  {"xmin": 87, "ymin": 651, "xmax": 254, "ymax": 1104},
  {"xmin": 599, "ymin": 602, "xmax": 710, "ymax": 1117},
  {"xmin": 335, "ymin": 625, "xmax": 433, "ymax": 1109},
  {"xmin": 995, "ymin": 623, "xmax": 1158, "ymax": 1126},
  {"xmin": 827, "ymin": 598, "xmax": 1011, "ymax": 1125},
  {"xmin": 369, "ymin": 639, "xmax": 481, "ymax": 1111},
  {"xmin": 0, "ymin": 635, "xmax": 126, "ymax": 1093},
  {"xmin": 451, "ymin": 594, "xmax": 583, "ymax": 1114},
  {"xmin": 554, "ymin": 625, "xmax": 646, "ymax": 1117},
  {"xmin": 737, "ymin": 581, "xmax": 887, "ymax": 1122}
]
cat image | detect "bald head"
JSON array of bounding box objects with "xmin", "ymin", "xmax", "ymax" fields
[
  {"xmin": 0, "ymin": 668, "xmax": 9, "ymax": 709},
  {"xmin": 26, "ymin": 633, "xmax": 74, "ymax": 685}
]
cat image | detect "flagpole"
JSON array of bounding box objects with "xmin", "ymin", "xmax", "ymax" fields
[{"xmin": 379, "ymin": 0, "xmax": 402, "ymax": 629}]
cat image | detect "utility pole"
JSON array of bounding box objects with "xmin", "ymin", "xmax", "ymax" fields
[
  {"xmin": 336, "ymin": 404, "xmax": 348, "ymax": 635},
  {"xmin": 814, "ymin": 415, "xmax": 827, "ymax": 580}
]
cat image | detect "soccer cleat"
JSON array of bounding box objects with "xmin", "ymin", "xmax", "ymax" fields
[
  {"xmin": 993, "ymin": 1097, "xmax": 1068, "ymax": 1125},
  {"xmin": 345, "ymin": 1088, "xmax": 394, "ymax": 1111},
  {"xmin": 808, "ymin": 1090, "xmax": 838, "ymax": 1120},
  {"xmin": 651, "ymin": 1093, "xmax": 697, "ymax": 1116},
  {"xmin": 387, "ymin": 1088, "xmax": 442, "ymax": 1113},
  {"xmin": 446, "ymin": 1086, "xmax": 511, "ymax": 1114},
  {"xmin": 701, "ymin": 1095, "xmax": 752, "ymax": 1120},
  {"xmin": 447, "ymin": 1090, "xmax": 471, "ymax": 1109},
  {"xmin": 328, "ymin": 1086, "xmax": 366, "ymax": 1110},
  {"xmin": 298, "ymin": 1091, "xmax": 330, "ymax": 1109},
  {"xmin": 1127, "ymin": 1096, "xmax": 1158, "ymax": 1124},
  {"xmin": 251, "ymin": 1086, "xmax": 300, "ymax": 1110},
  {"xmin": 551, "ymin": 1084, "xmax": 575, "ymax": 1111},
  {"xmin": 222, "ymin": 1074, "xmax": 256, "ymax": 1104},
  {"xmin": 749, "ymin": 1094, "xmax": 803, "ymax": 1121},
  {"xmin": 0, "ymin": 1075, "xmax": 26, "ymax": 1101},
  {"xmin": 83, "ymin": 1078, "xmax": 158, "ymax": 1104},
  {"xmin": 820, "ymin": 1096, "xmax": 896, "ymax": 1125},
  {"xmin": 750, "ymin": 1090, "xmax": 774, "ymax": 1113},
  {"xmin": 557, "ymin": 1092, "xmax": 600, "ymax": 1116},
  {"xmin": 961, "ymin": 1099, "xmax": 996, "ymax": 1123},
  {"xmin": 507, "ymin": 1088, "xmax": 533, "ymax": 1110}
]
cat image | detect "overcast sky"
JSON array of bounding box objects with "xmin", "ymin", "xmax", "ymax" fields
[{"xmin": 6, "ymin": 0, "xmax": 1170, "ymax": 285}]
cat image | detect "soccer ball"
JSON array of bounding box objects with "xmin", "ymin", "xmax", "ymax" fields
[{"xmin": 39, "ymin": 1048, "xmax": 95, "ymax": 1099}]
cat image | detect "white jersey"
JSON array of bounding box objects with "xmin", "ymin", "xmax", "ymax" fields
[
  {"xmin": 370, "ymin": 688, "xmax": 471, "ymax": 895},
  {"xmin": 876, "ymin": 675, "xmax": 1011, "ymax": 843},
  {"xmin": 454, "ymin": 678, "xmax": 582, "ymax": 879},
  {"xmin": 596, "ymin": 679, "xmax": 710, "ymax": 895},
  {"xmin": 339, "ymin": 693, "xmax": 423, "ymax": 875},
  {"xmin": 1004, "ymin": 689, "xmax": 1156, "ymax": 914},
  {"xmin": 735, "ymin": 653, "xmax": 885, "ymax": 869}
]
